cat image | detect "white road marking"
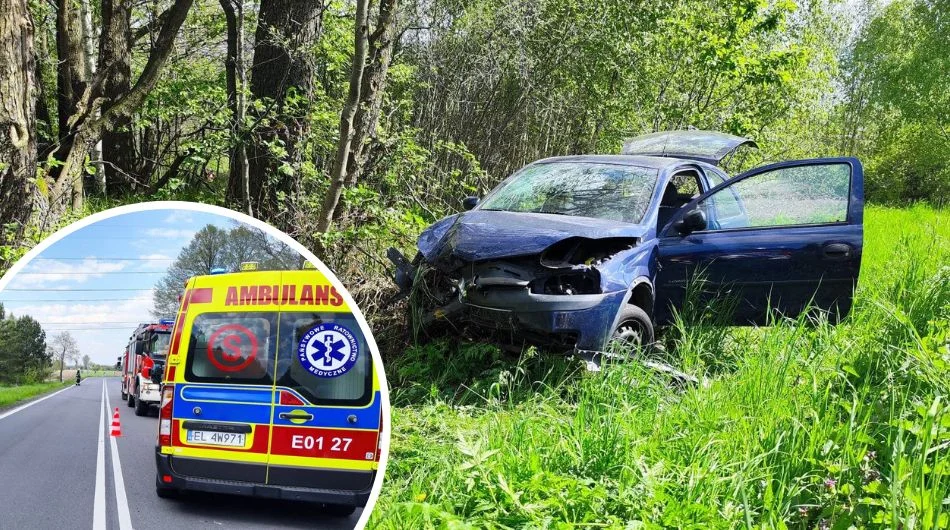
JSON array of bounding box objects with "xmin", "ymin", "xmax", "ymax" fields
[
  {"xmin": 94, "ymin": 382, "xmax": 106, "ymax": 529},
  {"xmin": 104, "ymin": 387, "xmax": 134, "ymax": 530},
  {"xmin": 0, "ymin": 383, "xmax": 74, "ymax": 421}
]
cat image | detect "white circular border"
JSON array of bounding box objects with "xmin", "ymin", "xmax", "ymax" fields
[{"xmin": 0, "ymin": 201, "xmax": 391, "ymax": 529}]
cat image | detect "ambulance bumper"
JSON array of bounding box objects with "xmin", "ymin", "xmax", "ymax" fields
[{"xmin": 155, "ymin": 451, "xmax": 374, "ymax": 507}]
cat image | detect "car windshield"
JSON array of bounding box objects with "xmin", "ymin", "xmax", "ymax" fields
[
  {"xmin": 149, "ymin": 332, "xmax": 171, "ymax": 358},
  {"xmin": 479, "ymin": 162, "xmax": 658, "ymax": 223}
]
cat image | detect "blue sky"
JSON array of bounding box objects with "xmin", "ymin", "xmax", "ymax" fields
[{"xmin": 0, "ymin": 208, "xmax": 246, "ymax": 366}]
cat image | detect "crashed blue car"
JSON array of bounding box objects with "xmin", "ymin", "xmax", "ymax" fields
[{"xmin": 388, "ymin": 131, "xmax": 864, "ymax": 356}]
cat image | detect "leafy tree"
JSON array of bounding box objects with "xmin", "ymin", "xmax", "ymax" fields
[
  {"xmin": 151, "ymin": 223, "xmax": 301, "ymax": 317},
  {"xmin": 49, "ymin": 331, "xmax": 79, "ymax": 383}
]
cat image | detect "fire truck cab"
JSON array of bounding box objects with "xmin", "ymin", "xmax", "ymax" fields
[{"xmin": 121, "ymin": 320, "xmax": 174, "ymax": 416}]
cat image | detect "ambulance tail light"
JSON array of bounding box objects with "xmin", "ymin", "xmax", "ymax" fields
[{"xmin": 158, "ymin": 385, "xmax": 174, "ymax": 446}]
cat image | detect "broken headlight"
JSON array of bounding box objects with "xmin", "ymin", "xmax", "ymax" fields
[{"xmin": 533, "ymin": 271, "xmax": 600, "ymax": 295}]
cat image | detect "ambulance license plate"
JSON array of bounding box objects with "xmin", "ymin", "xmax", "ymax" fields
[{"xmin": 186, "ymin": 430, "xmax": 246, "ymax": 447}]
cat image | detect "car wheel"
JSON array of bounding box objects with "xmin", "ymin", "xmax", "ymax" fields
[
  {"xmin": 120, "ymin": 390, "xmax": 127, "ymax": 401},
  {"xmin": 127, "ymin": 390, "xmax": 135, "ymax": 408},
  {"xmin": 322, "ymin": 503, "xmax": 357, "ymax": 517},
  {"xmin": 608, "ymin": 305, "xmax": 655, "ymax": 354},
  {"xmin": 134, "ymin": 395, "xmax": 148, "ymax": 416}
]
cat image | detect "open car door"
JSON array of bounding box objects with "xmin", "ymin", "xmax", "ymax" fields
[{"xmin": 654, "ymin": 157, "xmax": 864, "ymax": 325}]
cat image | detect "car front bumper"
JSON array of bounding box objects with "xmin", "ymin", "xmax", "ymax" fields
[
  {"xmin": 155, "ymin": 450, "xmax": 373, "ymax": 507},
  {"xmin": 461, "ymin": 287, "xmax": 628, "ymax": 351}
]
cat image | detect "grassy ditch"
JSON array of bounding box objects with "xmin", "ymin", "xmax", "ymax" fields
[
  {"xmin": 370, "ymin": 205, "xmax": 950, "ymax": 529},
  {"xmin": 0, "ymin": 381, "xmax": 70, "ymax": 409}
]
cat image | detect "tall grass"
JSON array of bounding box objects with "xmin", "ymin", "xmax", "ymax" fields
[{"xmin": 371, "ymin": 205, "xmax": 950, "ymax": 529}]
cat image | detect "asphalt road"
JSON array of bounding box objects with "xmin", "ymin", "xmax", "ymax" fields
[{"xmin": 0, "ymin": 378, "xmax": 363, "ymax": 529}]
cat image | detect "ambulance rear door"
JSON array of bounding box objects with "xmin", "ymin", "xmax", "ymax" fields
[
  {"xmin": 266, "ymin": 270, "xmax": 380, "ymax": 491},
  {"xmin": 169, "ymin": 272, "xmax": 283, "ymax": 483}
]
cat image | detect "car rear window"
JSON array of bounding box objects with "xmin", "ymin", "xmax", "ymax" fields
[
  {"xmin": 183, "ymin": 311, "xmax": 372, "ymax": 406},
  {"xmin": 184, "ymin": 312, "xmax": 278, "ymax": 384},
  {"xmin": 275, "ymin": 312, "xmax": 372, "ymax": 407}
]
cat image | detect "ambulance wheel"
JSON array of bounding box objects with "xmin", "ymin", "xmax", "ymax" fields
[
  {"xmin": 120, "ymin": 390, "xmax": 127, "ymax": 401},
  {"xmin": 134, "ymin": 396, "xmax": 149, "ymax": 416},
  {"xmin": 322, "ymin": 503, "xmax": 356, "ymax": 517},
  {"xmin": 127, "ymin": 391, "xmax": 135, "ymax": 408}
]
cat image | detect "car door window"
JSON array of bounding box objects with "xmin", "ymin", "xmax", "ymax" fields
[{"xmin": 700, "ymin": 163, "xmax": 851, "ymax": 230}]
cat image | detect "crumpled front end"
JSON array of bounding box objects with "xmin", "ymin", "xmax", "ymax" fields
[{"xmin": 390, "ymin": 232, "xmax": 651, "ymax": 352}]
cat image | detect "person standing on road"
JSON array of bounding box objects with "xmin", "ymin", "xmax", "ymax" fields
[{"xmin": 75, "ymin": 369, "xmax": 81, "ymax": 386}]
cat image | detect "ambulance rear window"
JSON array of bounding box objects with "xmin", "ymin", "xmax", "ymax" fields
[
  {"xmin": 275, "ymin": 313, "xmax": 372, "ymax": 406},
  {"xmin": 184, "ymin": 312, "xmax": 278, "ymax": 384}
]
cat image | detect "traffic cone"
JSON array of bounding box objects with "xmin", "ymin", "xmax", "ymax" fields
[{"xmin": 110, "ymin": 407, "xmax": 122, "ymax": 437}]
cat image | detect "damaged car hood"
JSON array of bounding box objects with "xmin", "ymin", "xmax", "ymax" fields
[{"xmin": 418, "ymin": 210, "xmax": 649, "ymax": 263}]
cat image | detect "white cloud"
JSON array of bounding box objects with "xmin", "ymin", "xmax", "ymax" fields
[
  {"xmin": 144, "ymin": 228, "xmax": 196, "ymax": 240},
  {"xmin": 11, "ymin": 258, "xmax": 128, "ymax": 287},
  {"xmin": 17, "ymin": 290, "xmax": 155, "ymax": 328},
  {"xmin": 139, "ymin": 253, "xmax": 174, "ymax": 261},
  {"xmin": 162, "ymin": 211, "xmax": 195, "ymax": 225}
]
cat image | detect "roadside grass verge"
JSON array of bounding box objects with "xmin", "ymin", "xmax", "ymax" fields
[
  {"xmin": 370, "ymin": 205, "xmax": 950, "ymax": 529},
  {"xmin": 0, "ymin": 381, "xmax": 70, "ymax": 409}
]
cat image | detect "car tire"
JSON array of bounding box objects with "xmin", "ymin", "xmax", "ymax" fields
[
  {"xmin": 134, "ymin": 395, "xmax": 149, "ymax": 416},
  {"xmin": 127, "ymin": 390, "xmax": 135, "ymax": 408},
  {"xmin": 120, "ymin": 390, "xmax": 127, "ymax": 401},
  {"xmin": 322, "ymin": 503, "xmax": 357, "ymax": 517},
  {"xmin": 609, "ymin": 305, "xmax": 655, "ymax": 353}
]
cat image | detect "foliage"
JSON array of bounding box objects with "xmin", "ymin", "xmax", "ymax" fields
[
  {"xmin": 0, "ymin": 306, "xmax": 51, "ymax": 385},
  {"xmin": 151, "ymin": 223, "xmax": 302, "ymax": 317},
  {"xmin": 839, "ymin": 0, "xmax": 950, "ymax": 205},
  {"xmin": 370, "ymin": 205, "xmax": 950, "ymax": 529}
]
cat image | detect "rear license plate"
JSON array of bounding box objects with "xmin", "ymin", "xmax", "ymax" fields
[{"xmin": 186, "ymin": 430, "xmax": 246, "ymax": 447}]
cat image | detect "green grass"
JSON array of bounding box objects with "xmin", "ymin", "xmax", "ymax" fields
[
  {"xmin": 0, "ymin": 381, "xmax": 70, "ymax": 408},
  {"xmin": 370, "ymin": 205, "xmax": 950, "ymax": 529}
]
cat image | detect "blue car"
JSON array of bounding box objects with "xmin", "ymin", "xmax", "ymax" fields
[{"xmin": 388, "ymin": 131, "xmax": 863, "ymax": 356}]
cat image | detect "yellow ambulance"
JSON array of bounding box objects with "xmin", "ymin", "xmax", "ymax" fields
[{"xmin": 154, "ymin": 264, "xmax": 382, "ymax": 516}]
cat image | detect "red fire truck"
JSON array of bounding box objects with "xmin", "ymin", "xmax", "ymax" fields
[{"xmin": 119, "ymin": 320, "xmax": 174, "ymax": 416}]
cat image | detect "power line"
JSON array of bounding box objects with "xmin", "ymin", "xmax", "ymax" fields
[
  {"xmin": 14, "ymin": 271, "xmax": 168, "ymax": 275},
  {"xmin": 28, "ymin": 257, "xmax": 177, "ymax": 261},
  {"xmin": 2, "ymin": 288, "xmax": 155, "ymax": 292},
  {"xmin": 0, "ymin": 298, "xmax": 154, "ymax": 302}
]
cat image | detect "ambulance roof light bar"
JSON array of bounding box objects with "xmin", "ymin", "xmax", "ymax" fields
[
  {"xmin": 240, "ymin": 262, "xmax": 259, "ymax": 271},
  {"xmin": 210, "ymin": 267, "xmax": 228, "ymax": 275}
]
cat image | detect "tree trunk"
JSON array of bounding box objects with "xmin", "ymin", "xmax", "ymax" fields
[
  {"xmin": 320, "ymin": 0, "xmax": 399, "ymax": 231},
  {"xmin": 47, "ymin": 0, "xmax": 195, "ymax": 221},
  {"xmin": 79, "ymin": 0, "xmax": 103, "ymax": 194},
  {"xmin": 55, "ymin": 0, "xmax": 89, "ymax": 208},
  {"xmin": 99, "ymin": 0, "xmax": 136, "ymax": 195},
  {"xmin": 221, "ymin": 0, "xmax": 251, "ymax": 215},
  {"xmin": 343, "ymin": 0, "xmax": 398, "ymax": 191},
  {"xmin": 55, "ymin": 0, "xmax": 87, "ymax": 139},
  {"xmin": 0, "ymin": 0, "xmax": 37, "ymax": 241},
  {"xmin": 247, "ymin": 0, "xmax": 325, "ymax": 221}
]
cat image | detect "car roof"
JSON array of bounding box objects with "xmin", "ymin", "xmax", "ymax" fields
[{"xmin": 532, "ymin": 154, "xmax": 687, "ymax": 170}]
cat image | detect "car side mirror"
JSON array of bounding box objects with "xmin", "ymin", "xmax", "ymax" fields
[
  {"xmin": 674, "ymin": 208, "xmax": 707, "ymax": 235},
  {"xmin": 462, "ymin": 196, "xmax": 480, "ymax": 210}
]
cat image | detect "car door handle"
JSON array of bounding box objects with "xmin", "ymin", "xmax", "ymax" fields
[
  {"xmin": 278, "ymin": 412, "xmax": 314, "ymax": 421},
  {"xmin": 822, "ymin": 243, "xmax": 852, "ymax": 259}
]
